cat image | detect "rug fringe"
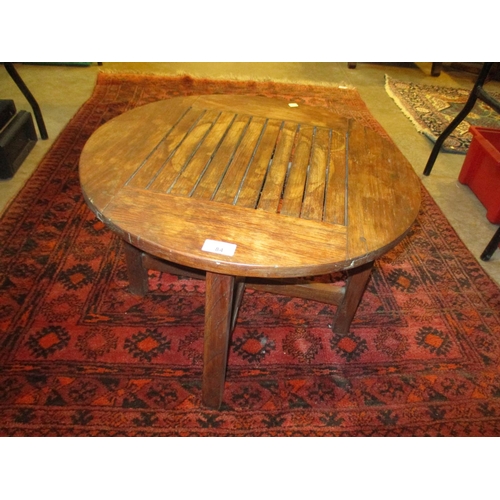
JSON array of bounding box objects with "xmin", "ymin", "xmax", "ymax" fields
[
  {"xmin": 96, "ymin": 69, "xmax": 356, "ymax": 90},
  {"xmin": 384, "ymin": 74, "xmax": 431, "ymax": 136}
]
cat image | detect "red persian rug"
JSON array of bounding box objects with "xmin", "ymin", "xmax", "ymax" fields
[{"xmin": 1, "ymin": 73, "xmax": 500, "ymax": 436}]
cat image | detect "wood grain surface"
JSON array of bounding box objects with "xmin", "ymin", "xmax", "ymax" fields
[{"xmin": 80, "ymin": 95, "xmax": 421, "ymax": 278}]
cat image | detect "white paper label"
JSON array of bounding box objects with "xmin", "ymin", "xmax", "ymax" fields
[
  {"xmin": 202, "ymin": 239, "xmax": 237, "ymax": 257},
  {"xmin": 288, "ymin": 102, "xmax": 299, "ymax": 107}
]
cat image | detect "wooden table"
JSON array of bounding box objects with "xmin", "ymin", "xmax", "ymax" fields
[{"xmin": 79, "ymin": 95, "xmax": 421, "ymax": 409}]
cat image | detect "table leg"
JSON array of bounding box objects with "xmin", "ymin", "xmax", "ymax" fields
[
  {"xmin": 202, "ymin": 272, "xmax": 235, "ymax": 409},
  {"xmin": 123, "ymin": 241, "xmax": 149, "ymax": 296},
  {"xmin": 331, "ymin": 261, "xmax": 374, "ymax": 334}
]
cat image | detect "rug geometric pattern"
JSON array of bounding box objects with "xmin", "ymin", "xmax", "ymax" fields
[
  {"xmin": 1, "ymin": 73, "xmax": 500, "ymax": 435},
  {"xmin": 385, "ymin": 74, "xmax": 500, "ymax": 153}
]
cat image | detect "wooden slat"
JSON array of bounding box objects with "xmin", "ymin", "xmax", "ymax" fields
[
  {"xmin": 248, "ymin": 282, "xmax": 345, "ymax": 305},
  {"xmin": 280, "ymin": 125, "xmax": 314, "ymax": 217},
  {"xmin": 79, "ymin": 97, "xmax": 195, "ymax": 210},
  {"xmin": 345, "ymin": 121, "xmax": 421, "ymax": 260},
  {"xmin": 257, "ymin": 121, "xmax": 298, "ymax": 213},
  {"xmin": 147, "ymin": 109, "xmax": 221, "ymax": 193},
  {"xmin": 191, "ymin": 114, "xmax": 251, "ymax": 201},
  {"xmin": 102, "ymin": 187, "xmax": 348, "ymax": 278},
  {"xmin": 191, "ymin": 94, "xmax": 349, "ymax": 130},
  {"xmin": 212, "ymin": 116, "xmax": 267, "ymax": 205},
  {"xmin": 345, "ymin": 123, "xmax": 369, "ymax": 258},
  {"xmin": 300, "ymin": 127, "xmax": 330, "ymax": 221},
  {"xmin": 126, "ymin": 107, "xmax": 203, "ymax": 190},
  {"xmin": 167, "ymin": 111, "xmax": 236, "ymax": 197},
  {"xmin": 234, "ymin": 119, "xmax": 282, "ymax": 209},
  {"xmin": 323, "ymin": 128, "xmax": 347, "ymax": 225}
]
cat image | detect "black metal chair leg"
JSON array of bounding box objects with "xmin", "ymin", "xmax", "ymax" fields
[
  {"xmin": 480, "ymin": 227, "xmax": 500, "ymax": 261},
  {"xmin": 3, "ymin": 63, "xmax": 49, "ymax": 140},
  {"xmin": 423, "ymin": 62, "xmax": 494, "ymax": 176}
]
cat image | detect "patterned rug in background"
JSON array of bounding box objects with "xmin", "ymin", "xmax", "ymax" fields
[
  {"xmin": 1, "ymin": 73, "xmax": 500, "ymax": 436},
  {"xmin": 385, "ymin": 75, "xmax": 500, "ymax": 153}
]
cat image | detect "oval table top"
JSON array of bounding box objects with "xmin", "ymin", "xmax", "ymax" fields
[{"xmin": 79, "ymin": 95, "xmax": 421, "ymax": 278}]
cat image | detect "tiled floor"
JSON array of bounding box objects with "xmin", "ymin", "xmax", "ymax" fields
[{"xmin": 1, "ymin": 62, "xmax": 499, "ymax": 286}]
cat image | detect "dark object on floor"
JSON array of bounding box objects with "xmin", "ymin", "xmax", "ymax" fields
[
  {"xmin": 0, "ymin": 99, "xmax": 16, "ymax": 128},
  {"xmin": 0, "ymin": 110, "xmax": 37, "ymax": 179},
  {"xmin": 3, "ymin": 63, "xmax": 48, "ymax": 140}
]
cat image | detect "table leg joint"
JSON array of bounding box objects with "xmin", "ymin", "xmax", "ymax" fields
[{"xmin": 331, "ymin": 261, "xmax": 374, "ymax": 334}]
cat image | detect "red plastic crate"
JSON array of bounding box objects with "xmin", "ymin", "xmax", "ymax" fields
[{"xmin": 459, "ymin": 126, "xmax": 500, "ymax": 224}]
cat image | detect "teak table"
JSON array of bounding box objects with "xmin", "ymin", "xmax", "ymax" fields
[{"xmin": 79, "ymin": 95, "xmax": 421, "ymax": 409}]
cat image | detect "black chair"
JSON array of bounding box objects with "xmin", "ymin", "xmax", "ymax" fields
[{"xmin": 423, "ymin": 62, "xmax": 500, "ymax": 261}]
